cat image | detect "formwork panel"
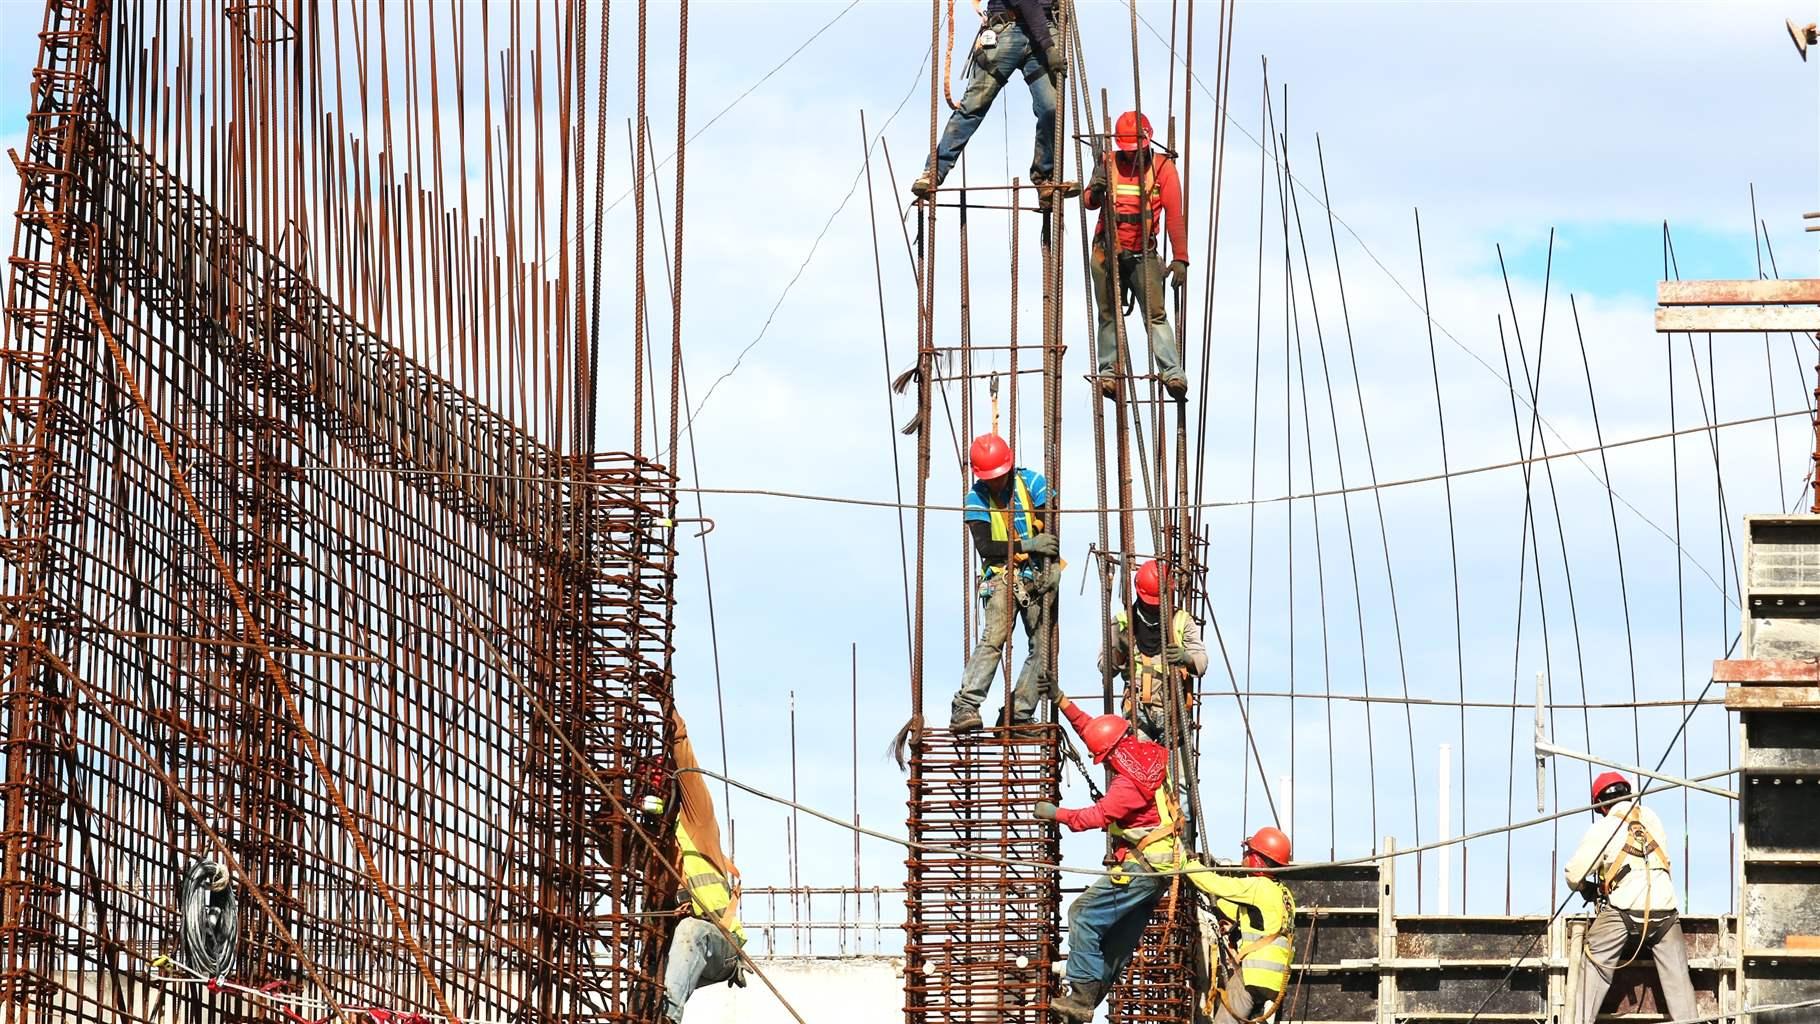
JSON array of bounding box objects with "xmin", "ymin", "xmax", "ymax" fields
[{"xmin": 904, "ymin": 726, "xmax": 1061, "ymax": 1024}]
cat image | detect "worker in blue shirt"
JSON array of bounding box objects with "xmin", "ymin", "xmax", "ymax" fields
[{"xmin": 952, "ymin": 432, "xmax": 1057, "ymax": 731}]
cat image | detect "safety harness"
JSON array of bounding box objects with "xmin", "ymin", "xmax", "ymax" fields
[
  {"xmin": 1599, "ymin": 806, "xmax": 1671, "ymax": 898},
  {"xmin": 1107, "ymin": 768, "xmax": 1184, "ymax": 875},
  {"xmin": 1212, "ymin": 880, "xmax": 1297, "ymax": 1023},
  {"xmin": 1114, "ymin": 608, "xmax": 1193, "ymax": 716}
]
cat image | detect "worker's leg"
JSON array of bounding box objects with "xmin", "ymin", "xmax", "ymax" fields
[
  {"xmin": 1091, "ymin": 243, "xmax": 1122, "ymax": 374},
  {"xmin": 1018, "ymin": 47, "xmax": 1057, "ymax": 183},
  {"xmin": 1066, "ymin": 872, "xmax": 1170, "ymax": 988},
  {"xmin": 1207, "ymin": 979, "xmax": 1255, "ymax": 1024},
  {"xmin": 1575, "ymin": 906, "xmax": 1632, "ymax": 1024},
  {"xmin": 953, "ymin": 575, "xmax": 1015, "ymax": 720},
  {"xmin": 1009, "ymin": 587, "xmax": 1050, "ymax": 723},
  {"xmin": 930, "ymin": 25, "xmax": 1028, "ymax": 182},
  {"xmin": 662, "ymin": 917, "xmax": 739, "ymax": 1022},
  {"xmin": 1645, "ymin": 913, "xmax": 1699, "ymax": 1022},
  {"xmin": 1130, "ymin": 250, "xmax": 1183, "ymax": 383}
]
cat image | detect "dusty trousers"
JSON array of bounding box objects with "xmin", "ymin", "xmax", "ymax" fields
[
  {"xmin": 1575, "ymin": 906, "xmax": 1697, "ymax": 1024},
  {"xmin": 1209, "ymin": 981, "xmax": 1278, "ymax": 1024}
]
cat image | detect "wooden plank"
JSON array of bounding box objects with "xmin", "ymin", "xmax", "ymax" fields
[
  {"xmin": 1714, "ymin": 658, "xmax": 1820, "ymax": 683},
  {"xmin": 1725, "ymin": 685, "xmax": 1820, "ymax": 710},
  {"xmin": 1658, "ymin": 279, "xmax": 1820, "ymax": 305},
  {"xmin": 1656, "ymin": 306, "xmax": 1820, "ymax": 333}
]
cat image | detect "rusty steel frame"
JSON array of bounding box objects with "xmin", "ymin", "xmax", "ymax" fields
[
  {"xmin": 0, "ymin": 1, "xmax": 685, "ymax": 1023},
  {"xmin": 904, "ymin": 727, "xmax": 1062, "ymax": 1023}
]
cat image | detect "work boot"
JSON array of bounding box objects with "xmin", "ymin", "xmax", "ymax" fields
[
  {"xmin": 1098, "ymin": 377, "xmax": 1120, "ymax": 401},
  {"xmin": 950, "ymin": 707, "xmax": 983, "ymax": 733},
  {"xmin": 1050, "ymin": 979, "xmax": 1106, "ymax": 1022},
  {"xmin": 911, "ymin": 170, "xmax": 936, "ymax": 199},
  {"xmin": 1164, "ymin": 375, "xmax": 1189, "ymax": 400}
]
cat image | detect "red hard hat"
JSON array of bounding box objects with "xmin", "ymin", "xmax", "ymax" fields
[
  {"xmin": 1114, "ymin": 111, "xmax": 1153, "ymax": 152},
  {"xmin": 1243, "ymin": 826, "xmax": 1292, "ymax": 867},
  {"xmin": 1592, "ymin": 771, "xmax": 1631, "ymax": 805},
  {"xmin": 969, "ymin": 433, "xmax": 1013, "ymax": 481},
  {"xmin": 1081, "ymin": 714, "xmax": 1130, "ymax": 764},
  {"xmin": 1134, "ymin": 559, "xmax": 1162, "ymax": 605}
]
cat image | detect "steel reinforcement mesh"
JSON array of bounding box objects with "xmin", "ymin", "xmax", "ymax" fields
[
  {"xmin": 904, "ymin": 726, "xmax": 1062, "ymax": 1023},
  {"xmin": 1107, "ymin": 891, "xmax": 1199, "ymax": 1024},
  {"xmin": 0, "ymin": 2, "xmax": 682, "ymax": 1022}
]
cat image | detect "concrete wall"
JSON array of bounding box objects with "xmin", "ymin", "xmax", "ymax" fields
[{"xmin": 685, "ymin": 956, "xmax": 904, "ymax": 1023}]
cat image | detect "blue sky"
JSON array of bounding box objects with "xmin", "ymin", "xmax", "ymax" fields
[{"xmin": 1, "ymin": 0, "xmax": 1816, "ymax": 949}]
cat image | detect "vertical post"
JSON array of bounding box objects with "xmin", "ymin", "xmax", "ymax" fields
[
  {"xmin": 1378, "ymin": 836, "xmax": 1397, "ymax": 1024},
  {"xmin": 852, "ymin": 641, "xmax": 860, "ymax": 957},
  {"xmin": 1535, "ymin": 671, "xmax": 1548, "ymax": 813},
  {"xmin": 1437, "ymin": 743, "xmax": 1452, "ymax": 916}
]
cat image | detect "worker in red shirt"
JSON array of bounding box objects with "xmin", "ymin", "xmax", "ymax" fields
[
  {"xmin": 1036, "ymin": 692, "xmax": 1177, "ymax": 1020},
  {"xmin": 1083, "ymin": 111, "xmax": 1188, "ymax": 401}
]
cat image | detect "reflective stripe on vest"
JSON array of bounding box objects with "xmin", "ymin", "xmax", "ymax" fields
[
  {"xmin": 1108, "ymin": 157, "xmax": 1163, "ymax": 231},
  {"xmin": 677, "ymin": 822, "xmax": 746, "ymax": 945},
  {"xmin": 985, "ymin": 473, "xmax": 1036, "ymax": 544},
  {"xmin": 1108, "ymin": 768, "xmax": 1184, "ymax": 867},
  {"xmin": 1114, "ymin": 609, "xmax": 1191, "ymax": 705},
  {"xmin": 1222, "ymin": 882, "xmax": 1297, "ymax": 995}
]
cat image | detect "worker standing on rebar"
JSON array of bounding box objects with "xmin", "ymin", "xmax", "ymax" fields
[
  {"xmin": 1563, "ymin": 772, "xmax": 1696, "ymax": 1024},
  {"xmin": 1037, "ymin": 692, "xmax": 1178, "ymax": 1020},
  {"xmin": 660, "ymin": 713, "xmax": 748, "ymax": 1022},
  {"xmin": 952, "ymin": 432, "xmax": 1057, "ymax": 732},
  {"xmin": 911, "ymin": 0, "xmax": 1076, "ymax": 204},
  {"xmin": 1098, "ymin": 558, "xmax": 1207, "ymax": 742},
  {"xmin": 1084, "ymin": 111, "xmax": 1189, "ymax": 401}
]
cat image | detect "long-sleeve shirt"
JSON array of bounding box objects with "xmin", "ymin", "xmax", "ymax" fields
[
  {"xmin": 1084, "ymin": 153, "xmax": 1187, "ymax": 260},
  {"xmin": 986, "ymin": 0, "xmax": 1056, "ymax": 61},
  {"xmin": 1097, "ymin": 606, "xmax": 1209, "ymax": 679},
  {"xmin": 1054, "ymin": 701, "xmax": 1162, "ymax": 859},
  {"xmin": 1562, "ymin": 800, "xmax": 1678, "ymax": 913}
]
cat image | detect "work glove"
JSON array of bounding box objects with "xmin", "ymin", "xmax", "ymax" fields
[
  {"xmin": 1044, "ymin": 46, "xmax": 1068, "ymax": 82},
  {"xmin": 1164, "ymin": 643, "xmax": 1194, "ymax": 667},
  {"xmin": 1034, "ymin": 801, "xmax": 1058, "ymax": 820},
  {"xmin": 1166, "ymin": 258, "xmax": 1189, "ymax": 289},
  {"xmin": 1021, "ymin": 533, "xmax": 1060, "ymax": 559},
  {"xmin": 1087, "ymin": 161, "xmax": 1107, "ymax": 199}
]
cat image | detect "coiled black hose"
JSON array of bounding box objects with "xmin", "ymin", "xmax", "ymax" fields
[{"xmin": 178, "ymin": 860, "xmax": 238, "ymax": 977}]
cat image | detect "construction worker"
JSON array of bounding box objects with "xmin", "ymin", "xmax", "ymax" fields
[
  {"xmin": 661, "ymin": 713, "xmax": 747, "ymax": 1022},
  {"xmin": 1098, "ymin": 558, "xmax": 1208, "ymax": 742},
  {"xmin": 1037, "ymin": 692, "xmax": 1178, "ymax": 1020},
  {"xmin": 911, "ymin": 0, "xmax": 1073, "ymax": 202},
  {"xmin": 953, "ymin": 432, "xmax": 1057, "ymax": 731},
  {"xmin": 1194, "ymin": 828, "xmax": 1298, "ymax": 1024},
  {"xmin": 1564, "ymin": 772, "xmax": 1696, "ymax": 1024},
  {"xmin": 1083, "ymin": 111, "xmax": 1189, "ymax": 400}
]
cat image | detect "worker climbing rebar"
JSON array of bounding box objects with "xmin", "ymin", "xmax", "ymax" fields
[
  {"xmin": 1196, "ymin": 828, "xmax": 1297, "ymax": 1024},
  {"xmin": 1083, "ymin": 111, "xmax": 1190, "ymax": 400},
  {"xmin": 1563, "ymin": 772, "xmax": 1696, "ymax": 1024},
  {"xmin": 911, "ymin": 0, "xmax": 1077, "ymax": 204},
  {"xmin": 660, "ymin": 712, "xmax": 749, "ymax": 1022},
  {"xmin": 1097, "ymin": 558, "xmax": 1208, "ymax": 743},
  {"xmin": 951, "ymin": 432, "xmax": 1058, "ymax": 731}
]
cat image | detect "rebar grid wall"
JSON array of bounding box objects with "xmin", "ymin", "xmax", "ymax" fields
[
  {"xmin": 904, "ymin": 728, "xmax": 1062, "ymax": 1023},
  {"xmin": 1, "ymin": 1, "xmax": 682, "ymax": 1022}
]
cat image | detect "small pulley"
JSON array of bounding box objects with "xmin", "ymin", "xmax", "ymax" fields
[{"xmin": 178, "ymin": 859, "xmax": 239, "ymax": 977}]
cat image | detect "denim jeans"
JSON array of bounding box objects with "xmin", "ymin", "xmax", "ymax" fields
[
  {"xmin": 929, "ymin": 20, "xmax": 1057, "ymax": 184},
  {"xmin": 1064, "ymin": 868, "xmax": 1171, "ymax": 988},
  {"xmin": 662, "ymin": 917, "xmax": 741, "ymax": 1022},
  {"xmin": 1092, "ymin": 243, "xmax": 1181, "ymax": 381},
  {"xmin": 952, "ymin": 572, "xmax": 1050, "ymax": 723}
]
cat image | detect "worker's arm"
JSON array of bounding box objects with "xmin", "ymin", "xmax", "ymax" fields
[
  {"xmin": 1159, "ymin": 159, "xmax": 1188, "ymax": 263},
  {"xmin": 1562, "ymin": 818, "xmax": 1615, "ymax": 890},
  {"xmin": 1187, "ymin": 868, "xmax": 1277, "ymax": 910},
  {"xmin": 1083, "ymin": 158, "xmax": 1106, "ymax": 211},
  {"xmin": 1055, "ymin": 772, "xmax": 1149, "ymax": 833},
  {"xmin": 1060, "ymin": 697, "xmax": 1094, "ymax": 740},
  {"xmin": 964, "ymin": 506, "xmax": 1053, "ymax": 563},
  {"xmin": 1097, "ymin": 619, "xmax": 1128, "ymax": 677},
  {"xmin": 1005, "ymin": 0, "xmax": 1057, "ymax": 66},
  {"xmin": 1179, "ymin": 616, "xmax": 1209, "ymax": 677}
]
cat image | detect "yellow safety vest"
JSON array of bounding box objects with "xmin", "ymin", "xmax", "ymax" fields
[
  {"xmin": 1113, "ymin": 608, "xmax": 1193, "ymax": 709},
  {"xmin": 981, "ymin": 474, "xmax": 1037, "ymax": 577},
  {"xmin": 1599, "ymin": 806, "xmax": 1671, "ymax": 898},
  {"xmin": 1107, "ymin": 770, "xmax": 1185, "ymax": 870},
  {"xmin": 1188, "ymin": 872, "xmax": 1296, "ymax": 996},
  {"xmin": 677, "ymin": 822, "xmax": 745, "ymax": 946}
]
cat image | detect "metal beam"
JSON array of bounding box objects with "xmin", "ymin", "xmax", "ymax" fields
[{"xmin": 1657, "ymin": 279, "xmax": 1820, "ymax": 305}]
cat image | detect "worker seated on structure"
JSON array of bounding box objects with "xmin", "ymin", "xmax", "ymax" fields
[
  {"xmin": 1563, "ymin": 772, "xmax": 1696, "ymax": 1024},
  {"xmin": 660, "ymin": 714, "xmax": 747, "ymax": 1022},
  {"xmin": 1083, "ymin": 111, "xmax": 1189, "ymax": 401},
  {"xmin": 951, "ymin": 432, "xmax": 1058, "ymax": 732},
  {"xmin": 1097, "ymin": 558, "xmax": 1207, "ymax": 743},
  {"xmin": 911, "ymin": 0, "xmax": 1077, "ymax": 206}
]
